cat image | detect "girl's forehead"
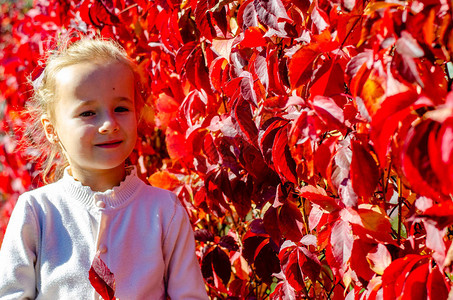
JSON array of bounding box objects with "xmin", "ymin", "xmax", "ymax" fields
[
  {"xmin": 56, "ymin": 61, "xmax": 133, "ymax": 82},
  {"xmin": 55, "ymin": 62, "xmax": 134, "ymax": 90},
  {"xmin": 53, "ymin": 62, "xmax": 135, "ymax": 106}
]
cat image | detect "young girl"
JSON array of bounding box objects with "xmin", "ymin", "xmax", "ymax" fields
[{"xmin": 0, "ymin": 37, "xmax": 208, "ymax": 299}]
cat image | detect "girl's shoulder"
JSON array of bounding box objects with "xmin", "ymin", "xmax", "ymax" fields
[
  {"xmin": 135, "ymin": 182, "xmax": 180, "ymax": 206},
  {"xmin": 19, "ymin": 180, "xmax": 65, "ymax": 202}
]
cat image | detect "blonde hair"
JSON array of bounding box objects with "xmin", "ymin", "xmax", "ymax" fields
[{"xmin": 25, "ymin": 37, "xmax": 143, "ymax": 184}]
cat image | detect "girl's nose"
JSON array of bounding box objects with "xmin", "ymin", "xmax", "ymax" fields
[{"xmin": 99, "ymin": 115, "xmax": 119, "ymax": 134}]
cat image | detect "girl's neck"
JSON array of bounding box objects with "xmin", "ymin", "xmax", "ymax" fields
[{"xmin": 68, "ymin": 164, "xmax": 127, "ymax": 192}]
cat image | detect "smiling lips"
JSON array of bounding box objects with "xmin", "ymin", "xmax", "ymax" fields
[{"xmin": 95, "ymin": 140, "xmax": 123, "ymax": 148}]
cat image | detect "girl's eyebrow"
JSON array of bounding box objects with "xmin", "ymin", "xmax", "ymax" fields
[{"xmin": 116, "ymin": 97, "xmax": 133, "ymax": 103}]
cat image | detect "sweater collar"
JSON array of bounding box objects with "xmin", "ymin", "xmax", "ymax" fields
[{"xmin": 61, "ymin": 166, "xmax": 142, "ymax": 209}]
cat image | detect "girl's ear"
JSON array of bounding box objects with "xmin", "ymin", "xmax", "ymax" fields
[{"xmin": 41, "ymin": 115, "xmax": 59, "ymax": 143}]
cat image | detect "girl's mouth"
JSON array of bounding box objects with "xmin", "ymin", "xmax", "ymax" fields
[{"xmin": 95, "ymin": 140, "xmax": 123, "ymax": 148}]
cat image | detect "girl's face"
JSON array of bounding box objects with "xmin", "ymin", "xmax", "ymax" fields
[{"xmin": 49, "ymin": 61, "xmax": 137, "ymax": 178}]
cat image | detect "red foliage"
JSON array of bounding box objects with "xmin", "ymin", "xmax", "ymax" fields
[
  {"xmin": 89, "ymin": 251, "xmax": 116, "ymax": 300},
  {"xmin": 1, "ymin": 0, "xmax": 453, "ymax": 298}
]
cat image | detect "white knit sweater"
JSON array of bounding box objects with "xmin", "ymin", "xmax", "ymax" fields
[{"xmin": 0, "ymin": 168, "xmax": 208, "ymax": 300}]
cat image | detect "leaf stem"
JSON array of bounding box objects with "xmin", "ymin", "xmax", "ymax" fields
[
  {"xmin": 383, "ymin": 158, "xmax": 392, "ymax": 200},
  {"xmin": 118, "ymin": 4, "xmax": 138, "ymax": 15}
]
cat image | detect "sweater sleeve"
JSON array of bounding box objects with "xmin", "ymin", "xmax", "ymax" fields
[
  {"xmin": 0, "ymin": 196, "xmax": 39, "ymax": 299},
  {"xmin": 162, "ymin": 195, "xmax": 208, "ymax": 300}
]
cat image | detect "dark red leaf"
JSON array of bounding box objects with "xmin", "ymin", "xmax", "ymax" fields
[
  {"xmin": 219, "ymin": 235, "xmax": 239, "ymax": 252},
  {"xmin": 263, "ymin": 205, "xmax": 282, "ymax": 245},
  {"xmin": 230, "ymin": 178, "xmax": 252, "ymax": 219},
  {"xmin": 259, "ymin": 117, "xmax": 289, "ymax": 165},
  {"xmin": 212, "ymin": 246, "xmax": 232, "ymax": 286},
  {"xmin": 278, "ymin": 199, "xmax": 304, "ymax": 242},
  {"xmin": 243, "ymin": 235, "xmax": 280, "ymax": 283},
  {"xmin": 203, "ymin": 133, "xmax": 220, "ymax": 164},
  {"xmin": 233, "ymin": 98, "xmax": 259, "ymax": 146},
  {"xmin": 272, "ymin": 124, "xmax": 298, "ymax": 183}
]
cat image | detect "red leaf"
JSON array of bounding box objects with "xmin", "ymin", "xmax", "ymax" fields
[
  {"xmin": 233, "ymin": 98, "xmax": 259, "ymax": 146},
  {"xmin": 326, "ymin": 219, "xmax": 353, "ymax": 274},
  {"xmin": 209, "ymin": 56, "xmax": 229, "ymax": 92},
  {"xmin": 165, "ymin": 129, "xmax": 188, "ymax": 162},
  {"xmin": 366, "ymin": 243, "xmax": 392, "ymax": 275},
  {"xmin": 279, "ymin": 199, "xmax": 304, "ymax": 242},
  {"xmin": 349, "ymin": 239, "xmax": 376, "ymax": 281},
  {"xmin": 350, "ymin": 141, "xmax": 379, "ymax": 199},
  {"xmin": 185, "ymin": 48, "xmax": 213, "ymax": 94},
  {"xmin": 370, "ymin": 90, "xmax": 427, "ymax": 165},
  {"xmin": 238, "ymin": 0, "xmax": 259, "ymax": 30},
  {"xmin": 89, "ymin": 251, "xmax": 116, "ymax": 300},
  {"xmin": 267, "ymin": 48, "xmax": 288, "ymax": 95},
  {"xmin": 427, "ymin": 265, "xmax": 450, "ymax": 300},
  {"xmin": 310, "ymin": 5, "xmax": 329, "ymax": 33},
  {"xmin": 259, "ymin": 118, "xmax": 288, "ymax": 164},
  {"xmin": 355, "ymin": 205, "xmax": 394, "ymax": 244},
  {"xmin": 175, "ymin": 42, "xmax": 198, "ymax": 73},
  {"xmin": 299, "ymin": 185, "xmax": 341, "ymax": 213},
  {"xmin": 402, "ymin": 120, "xmax": 448, "ymax": 201},
  {"xmin": 230, "ymin": 178, "xmax": 252, "ymax": 219},
  {"xmin": 253, "ymin": 0, "xmax": 291, "ymax": 31},
  {"xmin": 243, "ymin": 235, "xmax": 281, "ymax": 283},
  {"xmin": 240, "ymin": 27, "xmax": 267, "ymax": 48},
  {"xmin": 393, "ymin": 52, "xmax": 424, "ymax": 87},
  {"xmin": 195, "ymin": 0, "xmax": 214, "ymax": 41},
  {"xmin": 382, "ymin": 255, "xmax": 428, "ymax": 299},
  {"xmin": 314, "ymin": 135, "xmax": 338, "ymax": 179},
  {"xmin": 311, "ymin": 95, "xmax": 345, "ymax": 129},
  {"xmin": 309, "ymin": 61, "xmax": 345, "ymax": 100},
  {"xmin": 288, "ymin": 45, "xmax": 319, "ymax": 89},
  {"xmin": 272, "ymin": 125, "xmax": 298, "ymax": 183},
  {"xmin": 418, "ymin": 201, "xmax": 453, "ymax": 229},
  {"xmin": 279, "ymin": 239, "xmax": 321, "ymax": 291},
  {"xmin": 250, "ymin": 50, "xmax": 269, "ymax": 91},
  {"xmin": 269, "ymin": 273, "xmax": 296, "ymax": 300},
  {"xmin": 308, "ymin": 204, "xmax": 326, "ymax": 231},
  {"xmin": 203, "ymin": 133, "xmax": 220, "ymax": 164},
  {"xmin": 400, "ymin": 263, "xmax": 429, "ymax": 300}
]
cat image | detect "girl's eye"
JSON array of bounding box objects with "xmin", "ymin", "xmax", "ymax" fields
[
  {"xmin": 115, "ymin": 106, "xmax": 130, "ymax": 113},
  {"xmin": 80, "ymin": 111, "xmax": 95, "ymax": 117}
]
